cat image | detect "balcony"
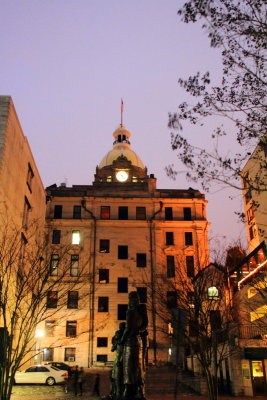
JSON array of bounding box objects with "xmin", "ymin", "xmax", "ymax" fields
[{"xmin": 238, "ymin": 324, "xmax": 267, "ymax": 339}]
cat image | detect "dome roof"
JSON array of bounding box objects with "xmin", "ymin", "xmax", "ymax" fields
[
  {"xmin": 98, "ymin": 124, "xmax": 144, "ymax": 169},
  {"xmin": 99, "ymin": 148, "xmax": 144, "ymax": 169}
]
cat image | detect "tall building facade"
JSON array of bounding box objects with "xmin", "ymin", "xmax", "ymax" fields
[{"xmin": 41, "ymin": 124, "xmax": 210, "ymax": 366}]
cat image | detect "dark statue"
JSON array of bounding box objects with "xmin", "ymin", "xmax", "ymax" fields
[{"xmin": 106, "ymin": 291, "xmax": 148, "ymax": 400}]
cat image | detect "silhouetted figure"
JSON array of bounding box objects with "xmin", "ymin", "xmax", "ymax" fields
[
  {"xmin": 78, "ymin": 366, "xmax": 85, "ymax": 396},
  {"xmin": 73, "ymin": 365, "xmax": 79, "ymax": 396},
  {"xmin": 92, "ymin": 373, "xmax": 100, "ymax": 397},
  {"xmin": 111, "ymin": 322, "xmax": 126, "ymax": 399}
]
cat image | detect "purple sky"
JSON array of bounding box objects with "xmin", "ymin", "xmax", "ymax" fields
[{"xmin": 0, "ymin": 0, "xmax": 247, "ymax": 246}]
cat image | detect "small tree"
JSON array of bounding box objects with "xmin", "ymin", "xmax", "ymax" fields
[
  {"xmin": 145, "ymin": 258, "xmax": 236, "ymax": 400},
  {"xmin": 0, "ymin": 221, "xmax": 89, "ymax": 400},
  {"xmin": 168, "ymin": 1, "xmax": 267, "ymax": 195}
]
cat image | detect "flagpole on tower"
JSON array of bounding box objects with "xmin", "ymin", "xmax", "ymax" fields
[{"xmin": 120, "ymin": 99, "xmax": 124, "ymax": 127}]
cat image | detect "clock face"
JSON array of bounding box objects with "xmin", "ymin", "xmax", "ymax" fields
[{"xmin": 116, "ymin": 170, "xmax": 128, "ymax": 182}]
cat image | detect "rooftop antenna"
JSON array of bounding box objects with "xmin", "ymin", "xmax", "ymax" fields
[{"xmin": 120, "ymin": 98, "xmax": 124, "ymax": 127}]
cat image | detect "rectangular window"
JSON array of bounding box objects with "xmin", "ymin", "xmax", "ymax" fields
[
  {"xmin": 136, "ymin": 207, "xmax": 146, "ymax": 220},
  {"xmin": 136, "ymin": 253, "xmax": 147, "ymax": 267},
  {"xmin": 99, "ymin": 239, "xmax": 110, "ymax": 253},
  {"xmin": 99, "ymin": 269, "xmax": 109, "ymax": 283},
  {"xmin": 72, "ymin": 230, "xmax": 80, "ymax": 245},
  {"xmin": 167, "ymin": 291, "xmax": 177, "ymax": 309},
  {"xmin": 98, "ymin": 297, "xmax": 109, "ymax": 312},
  {"xmin": 118, "ymin": 304, "xmax": 128, "ymax": 320},
  {"xmin": 73, "ymin": 205, "xmax": 81, "ymax": 219},
  {"xmin": 137, "ymin": 287, "xmax": 147, "ymax": 303},
  {"xmin": 26, "ymin": 163, "xmax": 34, "ymax": 192},
  {"xmin": 23, "ymin": 197, "xmax": 31, "ymax": 229},
  {"xmin": 97, "ymin": 337, "xmax": 108, "ymax": 347},
  {"xmin": 70, "ymin": 254, "xmax": 79, "ymax": 276},
  {"xmin": 166, "ymin": 232, "xmax": 174, "ymax": 245},
  {"xmin": 183, "ymin": 207, "xmax": 192, "ymax": 221},
  {"xmin": 100, "ymin": 206, "xmax": 110, "ymax": 219},
  {"xmin": 67, "ymin": 291, "xmax": 78, "ymax": 309},
  {"xmin": 165, "ymin": 207, "xmax": 173, "ymax": 220},
  {"xmin": 167, "ymin": 255, "xmax": 175, "ymax": 278},
  {"xmin": 47, "ymin": 291, "xmax": 58, "ymax": 309},
  {"xmin": 118, "ymin": 206, "xmax": 128, "ymax": 220},
  {"xmin": 64, "ymin": 348, "xmax": 75, "ymax": 362},
  {"xmin": 52, "ymin": 230, "xmax": 61, "ymax": 244},
  {"xmin": 118, "ymin": 278, "xmax": 128, "ymax": 293},
  {"xmin": 118, "ymin": 245, "xmax": 128, "ymax": 259},
  {"xmin": 43, "ymin": 348, "xmax": 53, "ymax": 362},
  {"xmin": 45, "ymin": 321, "xmax": 55, "ymax": 337},
  {"xmin": 50, "ymin": 254, "xmax": 59, "ymax": 276},
  {"xmin": 186, "ymin": 256, "xmax": 195, "ymax": 278},
  {"xmin": 54, "ymin": 205, "xmax": 62, "ymax": 219},
  {"xmin": 66, "ymin": 321, "xmax": 77, "ymax": 337},
  {"xmin": 96, "ymin": 354, "xmax": 107, "ymax": 362},
  {"xmin": 185, "ymin": 232, "xmax": 193, "ymax": 246}
]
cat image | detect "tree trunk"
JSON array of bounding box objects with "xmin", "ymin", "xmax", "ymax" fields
[{"xmin": 205, "ymin": 367, "xmax": 218, "ymax": 400}]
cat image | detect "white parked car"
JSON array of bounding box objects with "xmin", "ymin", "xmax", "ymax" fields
[{"xmin": 14, "ymin": 365, "xmax": 67, "ymax": 385}]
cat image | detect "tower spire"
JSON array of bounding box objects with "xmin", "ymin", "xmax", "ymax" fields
[{"xmin": 120, "ymin": 99, "xmax": 124, "ymax": 127}]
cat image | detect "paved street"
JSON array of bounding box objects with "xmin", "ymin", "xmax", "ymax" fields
[{"xmin": 10, "ymin": 367, "xmax": 266, "ymax": 400}]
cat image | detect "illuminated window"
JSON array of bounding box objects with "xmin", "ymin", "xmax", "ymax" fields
[
  {"xmin": 107, "ymin": 176, "xmax": 112, "ymax": 182},
  {"xmin": 100, "ymin": 206, "xmax": 110, "ymax": 219},
  {"xmin": 45, "ymin": 321, "xmax": 55, "ymax": 337},
  {"xmin": 208, "ymin": 286, "xmax": 219, "ymax": 299},
  {"xmin": 43, "ymin": 348, "xmax": 53, "ymax": 362},
  {"xmin": 72, "ymin": 231, "xmax": 80, "ymax": 245},
  {"xmin": 50, "ymin": 254, "xmax": 59, "ymax": 276}
]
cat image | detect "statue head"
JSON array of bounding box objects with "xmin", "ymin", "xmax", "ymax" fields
[
  {"xmin": 119, "ymin": 322, "xmax": 126, "ymax": 331},
  {"xmin": 128, "ymin": 291, "xmax": 140, "ymax": 309}
]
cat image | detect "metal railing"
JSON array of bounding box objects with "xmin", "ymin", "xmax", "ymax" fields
[{"xmin": 238, "ymin": 324, "xmax": 267, "ymax": 339}]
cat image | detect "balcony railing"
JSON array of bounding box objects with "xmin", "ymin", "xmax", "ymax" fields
[{"xmin": 238, "ymin": 324, "xmax": 267, "ymax": 339}]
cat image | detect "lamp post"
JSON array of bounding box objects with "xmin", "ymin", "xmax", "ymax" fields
[{"xmin": 35, "ymin": 329, "xmax": 44, "ymax": 364}]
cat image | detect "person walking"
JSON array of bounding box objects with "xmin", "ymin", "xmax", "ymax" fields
[
  {"xmin": 91, "ymin": 373, "xmax": 100, "ymax": 397},
  {"xmin": 73, "ymin": 365, "xmax": 79, "ymax": 396},
  {"xmin": 78, "ymin": 366, "xmax": 85, "ymax": 396}
]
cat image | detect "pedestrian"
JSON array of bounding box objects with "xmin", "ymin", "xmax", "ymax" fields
[
  {"xmin": 78, "ymin": 366, "xmax": 85, "ymax": 396},
  {"xmin": 91, "ymin": 373, "xmax": 100, "ymax": 397},
  {"xmin": 73, "ymin": 365, "xmax": 79, "ymax": 396}
]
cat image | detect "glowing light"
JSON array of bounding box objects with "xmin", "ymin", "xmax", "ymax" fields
[{"xmin": 35, "ymin": 329, "xmax": 44, "ymax": 338}]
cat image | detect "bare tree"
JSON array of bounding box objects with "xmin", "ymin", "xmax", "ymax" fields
[
  {"xmin": 139, "ymin": 255, "xmax": 236, "ymax": 400},
  {"xmin": 0, "ymin": 221, "xmax": 90, "ymax": 400},
  {"xmin": 168, "ymin": 1, "xmax": 267, "ymax": 195}
]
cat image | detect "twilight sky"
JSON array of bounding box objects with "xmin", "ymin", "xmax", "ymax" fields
[{"xmin": 0, "ymin": 0, "xmax": 247, "ymax": 246}]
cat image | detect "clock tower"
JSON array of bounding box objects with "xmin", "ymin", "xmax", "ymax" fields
[{"xmin": 93, "ymin": 125, "xmax": 156, "ymax": 190}]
